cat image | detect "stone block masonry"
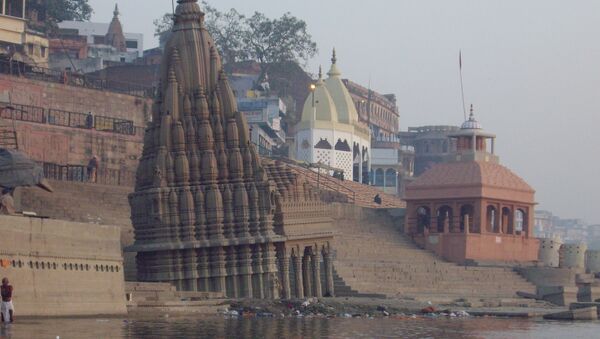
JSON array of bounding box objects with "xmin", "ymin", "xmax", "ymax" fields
[{"xmin": 0, "ymin": 215, "xmax": 127, "ymax": 316}]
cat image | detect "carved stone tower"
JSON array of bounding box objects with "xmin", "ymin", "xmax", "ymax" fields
[
  {"xmin": 129, "ymin": 0, "xmax": 284, "ymax": 298},
  {"xmin": 105, "ymin": 4, "xmax": 127, "ymax": 53}
]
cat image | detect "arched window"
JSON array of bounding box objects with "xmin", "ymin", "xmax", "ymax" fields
[
  {"xmin": 487, "ymin": 205, "xmax": 498, "ymax": 233},
  {"xmin": 436, "ymin": 206, "xmax": 453, "ymax": 233},
  {"xmin": 374, "ymin": 168, "xmax": 384, "ymax": 186},
  {"xmin": 416, "ymin": 206, "xmax": 431, "ymax": 234},
  {"xmin": 502, "ymin": 207, "xmax": 512, "ymax": 234},
  {"xmin": 515, "ymin": 209, "xmax": 526, "ymax": 234},
  {"xmin": 460, "ymin": 204, "xmax": 475, "ymax": 233},
  {"xmin": 385, "ymin": 168, "xmax": 397, "ymax": 187}
]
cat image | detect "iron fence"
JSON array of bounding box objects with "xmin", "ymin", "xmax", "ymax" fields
[
  {"xmin": 1, "ymin": 101, "xmax": 139, "ymax": 136},
  {"xmin": 0, "ymin": 58, "xmax": 154, "ymax": 98},
  {"xmin": 42, "ymin": 162, "xmax": 135, "ymax": 186}
]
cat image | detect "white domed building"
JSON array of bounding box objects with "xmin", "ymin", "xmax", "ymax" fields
[{"xmin": 294, "ymin": 50, "xmax": 371, "ymax": 182}]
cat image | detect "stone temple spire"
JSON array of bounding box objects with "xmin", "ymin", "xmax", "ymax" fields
[
  {"xmin": 105, "ymin": 3, "xmax": 127, "ymax": 52},
  {"xmin": 129, "ymin": 0, "xmax": 283, "ymax": 299}
]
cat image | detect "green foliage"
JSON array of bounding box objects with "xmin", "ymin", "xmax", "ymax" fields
[
  {"xmin": 28, "ymin": 0, "xmax": 93, "ymax": 33},
  {"xmin": 154, "ymin": 1, "xmax": 317, "ymax": 69}
]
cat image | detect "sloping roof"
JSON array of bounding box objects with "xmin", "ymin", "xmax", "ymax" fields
[{"xmin": 405, "ymin": 161, "xmax": 535, "ymax": 203}]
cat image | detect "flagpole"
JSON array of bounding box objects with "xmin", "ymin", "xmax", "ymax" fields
[{"xmin": 459, "ymin": 50, "xmax": 467, "ymax": 121}]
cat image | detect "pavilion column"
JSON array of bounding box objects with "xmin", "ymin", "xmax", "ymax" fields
[
  {"xmin": 471, "ymin": 135, "xmax": 476, "ymax": 152},
  {"xmin": 293, "ymin": 254, "xmax": 304, "ymax": 299},
  {"xmin": 302, "ymin": 254, "xmax": 313, "ymax": 297},
  {"xmin": 216, "ymin": 247, "xmax": 227, "ymax": 295},
  {"xmin": 496, "ymin": 204, "xmax": 502, "ymax": 234},
  {"xmin": 323, "ymin": 249, "xmax": 334, "ymax": 297},
  {"xmin": 311, "ymin": 250, "xmax": 322, "ymax": 298},
  {"xmin": 358, "ymin": 148, "xmax": 363, "ymax": 183},
  {"xmin": 281, "ymin": 252, "xmax": 292, "ymax": 299},
  {"xmin": 443, "ymin": 214, "xmax": 450, "ymax": 234}
]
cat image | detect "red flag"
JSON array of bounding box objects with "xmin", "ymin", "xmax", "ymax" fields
[{"xmin": 459, "ymin": 50, "xmax": 462, "ymax": 70}]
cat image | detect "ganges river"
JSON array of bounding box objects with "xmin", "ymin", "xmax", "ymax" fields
[{"xmin": 1, "ymin": 316, "xmax": 599, "ymax": 339}]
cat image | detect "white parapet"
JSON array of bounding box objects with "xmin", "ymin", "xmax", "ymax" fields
[
  {"xmin": 538, "ymin": 237, "xmax": 562, "ymax": 267},
  {"xmin": 559, "ymin": 243, "xmax": 587, "ymax": 269}
]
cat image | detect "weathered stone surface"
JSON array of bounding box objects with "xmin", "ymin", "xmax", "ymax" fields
[
  {"xmin": 128, "ymin": 0, "xmax": 334, "ymax": 300},
  {"xmin": 543, "ymin": 306, "xmax": 598, "ymax": 321},
  {"xmin": 0, "ymin": 215, "xmax": 126, "ymax": 316},
  {"xmin": 538, "ymin": 286, "xmax": 579, "ymax": 306}
]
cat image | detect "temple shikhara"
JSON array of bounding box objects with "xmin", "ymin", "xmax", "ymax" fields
[
  {"xmin": 404, "ymin": 107, "xmax": 539, "ymax": 263},
  {"xmin": 128, "ymin": 0, "xmax": 335, "ymax": 299}
]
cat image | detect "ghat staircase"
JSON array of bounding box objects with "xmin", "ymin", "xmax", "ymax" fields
[
  {"xmin": 330, "ymin": 205, "xmax": 537, "ymax": 302},
  {"xmin": 270, "ymin": 158, "xmax": 405, "ymax": 209},
  {"xmin": 125, "ymin": 282, "xmax": 228, "ymax": 315}
]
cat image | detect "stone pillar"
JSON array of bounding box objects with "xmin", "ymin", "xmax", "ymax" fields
[
  {"xmin": 311, "ymin": 251, "xmax": 322, "ymax": 298},
  {"xmin": 443, "ymin": 214, "xmax": 450, "ymax": 234},
  {"xmin": 281, "ymin": 252, "xmax": 292, "ymax": 299},
  {"xmin": 323, "ymin": 250, "xmax": 335, "ymax": 297},
  {"xmin": 358, "ymin": 148, "xmax": 363, "ymax": 183},
  {"xmin": 294, "ymin": 254, "xmax": 304, "ymax": 299},
  {"xmin": 240, "ymin": 246, "xmax": 253, "ymax": 298},
  {"xmin": 303, "ymin": 254, "xmax": 312, "ymax": 297}
]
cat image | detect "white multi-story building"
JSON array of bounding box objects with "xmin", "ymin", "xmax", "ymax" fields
[{"xmin": 294, "ymin": 51, "xmax": 371, "ymax": 183}]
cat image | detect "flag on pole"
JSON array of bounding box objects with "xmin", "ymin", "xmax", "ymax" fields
[{"xmin": 459, "ymin": 50, "xmax": 462, "ymax": 70}]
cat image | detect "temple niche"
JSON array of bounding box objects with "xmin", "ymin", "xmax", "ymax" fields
[{"xmin": 128, "ymin": 0, "xmax": 334, "ymax": 299}]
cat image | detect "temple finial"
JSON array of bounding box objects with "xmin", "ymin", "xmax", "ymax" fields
[
  {"xmin": 113, "ymin": 3, "xmax": 119, "ymax": 16},
  {"xmin": 469, "ymin": 104, "xmax": 474, "ymax": 120},
  {"xmin": 331, "ymin": 48, "xmax": 337, "ymax": 65},
  {"xmin": 318, "ymin": 65, "xmax": 322, "ymax": 79}
]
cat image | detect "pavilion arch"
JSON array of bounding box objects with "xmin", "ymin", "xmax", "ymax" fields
[
  {"xmin": 502, "ymin": 207, "xmax": 512, "ymax": 234},
  {"xmin": 385, "ymin": 168, "xmax": 397, "ymax": 187},
  {"xmin": 436, "ymin": 205, "xmax": 453, "ymax": 233},
  {"xmin": 416, "ymin": 206, "xmax": 431, "ymax": 234},
  {"xmin": 486, "ymin": 205, "xmax": 498, "ymax": 233},
  {"xmin": 374, "ymin": 168, "xmax": 384, "ymax": 186},
  {"xmin": 515, "ymin": 209, "xmax": 527, "ymax": 234},
  {"xmin": 460, "ymin": 204, "xmax": 475, "ymax": 233}
]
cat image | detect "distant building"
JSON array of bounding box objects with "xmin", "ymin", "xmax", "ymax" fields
[
  {"xmin": 0, "ymin": 0, "xmax": 48, "ymax": 66},
  {"xmin": 343, "ymin": 79, "xmax": 399, "ymax": 139},
  {"xmin": 50, "ymin": 4, "xmax": 142, "ymax": 73},
  {"xmin": 399, "ymin": 125, "xmax": 460, "ymax": 177},
  {"xmin": 229, "ymin": 73, "xmax": 287, "ymax": 156}
]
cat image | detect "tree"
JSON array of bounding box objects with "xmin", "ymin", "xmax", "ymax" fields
[
  {"xmin": 27, "ymin": 0, "xmax": 93, "ymax": 33},
  {"xmin": 153, "ymin": 1, "xmax": 317, "ymax": 72},
  {"xmin": 243, "ymin": 12, "xmax": 317, "ymax": 78}
]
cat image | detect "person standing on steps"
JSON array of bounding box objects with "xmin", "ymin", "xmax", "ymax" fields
[{"xmin": 1, "ymin": 278, "xmax": 14, "ymax": 323}]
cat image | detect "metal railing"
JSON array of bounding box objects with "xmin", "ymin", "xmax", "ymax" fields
[
  {"xmin": 1, "ymin": 101, "xmax": 141, "ymax": 136},
  {"xmin": 42, "ymin": 162, "xmax": 135, "ymax": 187},
  {"xmin": 0, "ymin": 58, "xmax": 154, "ymax": 98}
]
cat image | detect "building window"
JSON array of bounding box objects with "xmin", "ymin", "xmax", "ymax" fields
[
  {"xmin": 6, "ymin": 0, "xmax": 24, "ymax": 18},
  {"xmin": 41, "ymin": 46, "xmax": 46, "ymax": 58},
  {"xmin": 374, "ymin": 168, "xmax": 384, "ymax": 186},
  {"xmin": 126, "ymin": 40, "xmax": 138, "ymax": 49},
  {"xmin": 27, "ymin": 44, "xmax": 34, "ymax": 56},
  {"xmin": 93, "ymin": 35, "xmax": 106, "ymax": 45},
  {"xmin": 385, "ymin": 168, "xmax": 397, "ymax": 187}
]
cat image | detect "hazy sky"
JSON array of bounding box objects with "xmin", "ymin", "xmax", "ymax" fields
[{"xmin": 89, "ymin": 0, "xmax": 600, "ymax": 224}]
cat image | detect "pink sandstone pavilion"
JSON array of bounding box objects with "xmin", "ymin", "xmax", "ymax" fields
[{"xmin": 404, "ymin": 106, "xmax": 539, "ymax": 264}]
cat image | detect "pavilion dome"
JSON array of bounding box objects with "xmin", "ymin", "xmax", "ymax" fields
[
  {"xmin": 301, "ymin": 67, "xmax": 339, "ymax": 123},
  {"xmin": 461, "ymin": 105, "xmax": 483, "ymax": 130},
  {"xmin": 324, "ymin": 49, "xmax": 359, "ymax": 124},
  {"xmin": 405, "ymin": 161, "xmax": 535, "ymax": 203}
]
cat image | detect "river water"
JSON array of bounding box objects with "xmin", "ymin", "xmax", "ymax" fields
[{"xmin": 1, "ymin": 316, "xmax": 599, "ymax": 338}]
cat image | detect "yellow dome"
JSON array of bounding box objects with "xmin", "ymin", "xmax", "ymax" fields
[
  {"xmin": 301, "ymin": 67, "xmax": 339, "ymax": 122},
  {"xmin": 324, "ymin": 49, "xmax": 359, "ymax": 124}
]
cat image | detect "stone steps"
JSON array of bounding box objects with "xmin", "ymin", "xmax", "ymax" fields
[{"xmin": 331, "ymin": 205, "xmax": 536, "ymax": 300}]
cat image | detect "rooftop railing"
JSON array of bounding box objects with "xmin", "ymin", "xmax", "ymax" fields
[{"xmin": 0, "ymin": 58, "xmax": 155, "ymax": 98}]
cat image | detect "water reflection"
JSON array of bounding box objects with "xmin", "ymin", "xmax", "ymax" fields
[{"xmin": 1, "ymin": 316, "xmax": 600, "ymax": 339}]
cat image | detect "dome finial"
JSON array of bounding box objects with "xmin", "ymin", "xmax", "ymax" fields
[
  {"xmin": 113, "ymin": 3, "xmax": 119, "ymax": 16},
  {"xmin": 469, "ymin": 104, "xmax": 474, "ymax": 120},
  {"xmin": 332, "ymin": 48, "xmax": 337, "ymax": 65}
]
